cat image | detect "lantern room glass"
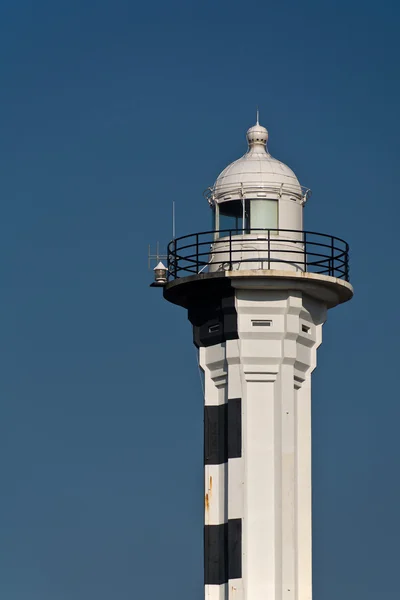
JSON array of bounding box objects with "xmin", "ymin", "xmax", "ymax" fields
[
  {"xmin": 249, "ymin": 199, "xmax": 278, "ymax": 232},
  {"xmin": 213, "ymin": 199, "xmax": 278, "ymax": 237}
]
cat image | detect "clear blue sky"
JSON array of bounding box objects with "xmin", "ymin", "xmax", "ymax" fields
[{"xmin": 0, "ymin": 1, "xmax": 398, "ymax": 598}]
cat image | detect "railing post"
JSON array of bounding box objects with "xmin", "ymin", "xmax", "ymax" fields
[
  {"xmin": 345, "ymin": 244, "xmax": 349, "ymax": 281},
  {"xmin": 303, "ymin": 232, "xmax": 307, "ymax": 272},
  {"xmin": 173, "ymin": 238, "xmax": 177, "ymax": 279},
  {"xmin": 196, "ymin": 233, "xmax": 199, "ymax": 274},
  {"xmin": 331, "ymin": 236, "xmax": 335, "ymax": 277},
  {"xmin": 267, "ymin": 229, "xmax": 270, "ymax": 269},
  {"xmin": 166, "ymin": 243, "xmax": 170, "ymax": 280},
  {"xmin": 229, "ymin": 230, "xmax": 232, "ymax": 270}
]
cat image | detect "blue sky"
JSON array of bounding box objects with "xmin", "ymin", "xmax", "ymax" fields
[{"xmin": 0, "ymin": 1, "xmax": 399, "ymax": 598}]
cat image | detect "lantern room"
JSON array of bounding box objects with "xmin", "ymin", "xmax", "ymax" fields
[{"xmin": 204, "ymin": 119, "xmax": 310, "ymax": 237}]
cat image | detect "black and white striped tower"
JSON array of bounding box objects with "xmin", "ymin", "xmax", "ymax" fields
[{"xmin": 158, "ymin": 118, "xmax": 353, "ymax": 600}]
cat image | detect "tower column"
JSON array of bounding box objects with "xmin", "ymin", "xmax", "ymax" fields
[{"xmin": 197, "ymin": 287, "xmax": 326, "ymax": 600}]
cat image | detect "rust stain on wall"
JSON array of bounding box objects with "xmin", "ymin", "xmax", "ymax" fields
[{"xmin": 205, "ymin": 475, "xmax": 213, "ymax": 513}]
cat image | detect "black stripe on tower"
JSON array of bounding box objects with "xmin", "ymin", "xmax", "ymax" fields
[
  {"xmin": 204, "ymin": 519, "xmax": 242, "ymax": 584},
  {"xmin": 204, "ymin": 404, "xmax": 227, "ymax": 465},
  {"xmin": 227, "ymin": 398, "xmax": 241, "ymax": 460},
  {"xmin": 188, "ymin": 293, "xmax": 238, "ymax": 348},
  {"xmin": 204, "ymin": 399, "xmax": 242, "ymax": 464}
]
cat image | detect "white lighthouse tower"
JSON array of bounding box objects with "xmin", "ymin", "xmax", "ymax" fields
[{"xmin": 158, "ymin": 118, "xmax": 353, "ymax": 600}]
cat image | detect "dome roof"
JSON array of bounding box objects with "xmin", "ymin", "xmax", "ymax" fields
[{"xmin": 207, "ymin": 119, "xmax": 307, "ymax": 204}]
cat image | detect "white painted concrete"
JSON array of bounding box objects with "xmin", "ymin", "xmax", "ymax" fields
[
  {"xmin": 205, "ymin": 583, "xmax": 227, "ymax": 600},
  {"xmin": 208, "ymin": 233, "xmax": 305, "ymax": 273}
]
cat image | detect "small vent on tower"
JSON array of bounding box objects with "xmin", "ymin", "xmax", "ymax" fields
[
  {"xmin": 209, "ymin": 324, "xmax": 220, "ymax": 333},
  {"xmin": 252, "ymin": 319, "xmax": 272, "ymax": 327},
  {"xmin": 302, "ymin": 324, "xmax": 311, "ymax": 334}
]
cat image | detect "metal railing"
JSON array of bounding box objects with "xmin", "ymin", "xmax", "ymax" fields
[{"xmin": 167, "ymin": 229, "xmax": 350, "ymax": 282}]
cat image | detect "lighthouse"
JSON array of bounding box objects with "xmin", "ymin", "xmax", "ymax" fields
[{"xmin": 157, "ymin": 118, "xmax": 353, "ymax": 600}]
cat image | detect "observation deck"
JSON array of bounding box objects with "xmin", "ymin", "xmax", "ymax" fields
[{"xmin": 163, "ymin": 228, "xmax": 353, "ymax": 310}]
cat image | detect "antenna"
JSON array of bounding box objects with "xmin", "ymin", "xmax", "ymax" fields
[{"xmin": 256, "ymin": 106, "xmax": 259, "ymax": 125}]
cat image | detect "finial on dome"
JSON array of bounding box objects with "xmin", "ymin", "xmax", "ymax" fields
[{"xmin": 246, "ymin": 115, "xmax": 269, "ymax": 151}]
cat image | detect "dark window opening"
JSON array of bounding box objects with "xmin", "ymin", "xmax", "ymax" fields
[
  {"xmin": 215, "ymin": 198, "xmax": 278, "ymax": 236},
  {"xmin": 219, "ymin": 200, "xmax": 243, "ymax": 233}
]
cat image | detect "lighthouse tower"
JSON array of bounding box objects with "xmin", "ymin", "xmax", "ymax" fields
[{"xmin": 159, "ymin": 118, "xmax": 353, "ymax": 600}]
